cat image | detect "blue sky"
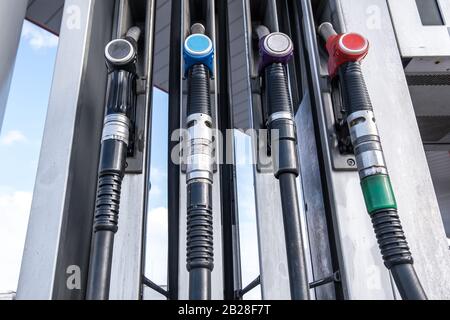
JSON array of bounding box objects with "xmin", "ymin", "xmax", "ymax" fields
[
  {"xmin": 0, "ymin": 21, "xmax": 58, "ymax": 293},
  {"xmin": 0, "ymin": 20, "xmax": 260, "ymax": 299}
]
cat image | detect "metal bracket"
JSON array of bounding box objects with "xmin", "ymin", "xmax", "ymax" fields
[
  {"xmin": 125, "ymin": 77, "xmax": 147, "ymax": 174},
  {"xmin": 142, "ymin": 276, "xmax": 169, "ymax": 298},
  {"xmin": 135, "ymin": 77, "xmax": 147, "ymax": 95},
  {"xmin": 321, "ymin": 75, "xmax": 357, "ymax": 171},
  {"xmin": 251, "ymin": 77, "xmax": 276, "ymax": 174},
  {"xmin": 238, "ymin": 275, "xmax": 261, "ymax": 299},
  {"xmin": 251, "ymin": 77, "xmax": 262, "ymax": 95},
  {"xmin": 309, "ymin": 271, "xmax": 341, "ymax": 289}
]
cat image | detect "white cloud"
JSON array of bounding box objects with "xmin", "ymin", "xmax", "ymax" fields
[
  {"xmin": 0, "ymin": 130, "xmax": 27, "ymax": 146},
  {"xmin": 145, "ymin": 207, "xmax": 168, "ymax": 285},
  {"xmin": 21, "ymin": 21, "xmax": 58, "ymax": 50},
  {"xmin": 0, "ymin": 189, "xmax": 32, "ymax": 292}
]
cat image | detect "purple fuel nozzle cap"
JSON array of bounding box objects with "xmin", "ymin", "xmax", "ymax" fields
[{"xmin": 259, "ymin": 32, "xmax": 294, "ymax": 73}]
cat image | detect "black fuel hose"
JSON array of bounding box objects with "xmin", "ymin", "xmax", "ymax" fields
[
  {"xmin": 184, "ymin": 25, "xmax": 215, "ymax": 300},
  {"xmin": 86, "ymin": 27, "xmax": 140, "ymax": 300},
  {"xmin": 339, "ymin": 61, "xmax": 427, "ymax": 300},
  {"xmin": 264, "ymin": 62, "xmax": 310, "ymax": 300},
  {"xmin": 318, "ymin": 22, "xmax": 427, "ymax": 300}
]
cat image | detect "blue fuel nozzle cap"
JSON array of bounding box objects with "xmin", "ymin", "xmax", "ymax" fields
[{"xmin": 183, "ymin": 33, "xmax": 214, "ymax": 78}]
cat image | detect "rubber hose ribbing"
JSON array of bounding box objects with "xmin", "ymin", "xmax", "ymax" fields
[
  {"xmin": 339, "ymin": 62, "xmax": 372, "ymax": 113},
  {"xmin": 93, "ymin": 173, "xmax": 123, "ymax": 233},
  {"xmin": 265, "ymin": 63, "xmax": 293, "ymax": 114},
  {"xmin": 186, "ymin": 182, "xmax": 214, "ymax": 272},
  {"xmin": 371, "ymin": 209, "xmax": 427, "ymax": 299},
  {"xmin": 371, "ymin": 209, "xmax": 413, "ymax": 268},
  {"xmin": 265, "ymin": 63, "xmax": 299, "ymax": 177},
  {"xmin": 187, "ymin": 64, "xmax": 211, "ymax": 116}
]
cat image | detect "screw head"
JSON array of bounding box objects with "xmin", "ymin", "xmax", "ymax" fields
[{"xmin": 347, "ymin": 158, "xmax": 356, "ymax": 167}]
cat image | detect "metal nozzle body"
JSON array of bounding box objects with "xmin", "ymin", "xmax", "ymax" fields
[
  {"xmin": 191, "ymin": 23, "xmax": 206, "ymax": 35},
  {"xmin": 318, "ymin": 22, "xmax": 338, "ymax": 42}
]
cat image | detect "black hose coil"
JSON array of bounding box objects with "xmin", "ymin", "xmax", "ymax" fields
[
  {"xmin": 93, "ymin": 173, "xmax": 123, "ymax": 233},
  {"xmin": 371, "ymin": 209, "xmax": 413, "ymax": 268},
  {"xmin": 186, "ymin": 182, "xmax": 214, "ymax": 271},
  {"xmin": 187, "ymin": 64, "xmax": 211, "ymax": 116}
]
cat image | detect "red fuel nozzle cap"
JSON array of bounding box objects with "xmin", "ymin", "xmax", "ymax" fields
[
  {"xmin": 339, "ymin": 33, "xmax": 368, "ymax": 55},
  {"xmin": 325, "ymin": 32, "xmax": 369, "ymax": 77}
]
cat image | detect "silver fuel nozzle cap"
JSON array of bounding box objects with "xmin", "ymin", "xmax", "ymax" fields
[
  {"xmin": 262, "ymin": 32, "xmax": 294, "ymax": 58},
  {"xmin": 105, "ymin": 38, "xmax": 136, "ymax": 66}
]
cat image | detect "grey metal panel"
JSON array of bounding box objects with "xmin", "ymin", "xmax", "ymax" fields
[
  {"xmin": 388, "ymin": 0, "xmax": 450, "ymax": 58},
  {"xmin": 17, "ymin": 0, "xmax": 115, "ymax": 299},
  {"xmin": 109, "ymin": 176, "xmax": 148, "ymax": 299},
  {"xmin": 26, "ymin": 0, "xmax": 64, "ymax": 35},
  {"xmin": 152, "ymin": 0, "xmax": 170, "ymax": 92},
  {"xmin": 0, "ymin": 0, "xmax": 28, "ymax": 133},
  {"xmin": 339, "ymin": 0, "xmax": 450, "ymax": 299},
  {"xmin": 228, "ymin": 0, "xmax": 251, "ymax": 130},
  {"xmin": 296, "ymin": 94, "xmax": 336, "ymax": 300},
  {"xmin": 409, "ymin": 85, "xmax": 450, "ymax": 117},
  {"xmin": 253, "ymin": 173, "xmax": 291, "ymax": 300},
  {"xmin": 426, "ymin": 151, "xmax": 450, "ymax": 236}
]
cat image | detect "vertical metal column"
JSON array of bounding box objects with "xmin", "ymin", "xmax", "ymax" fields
[
  {"xmin": 17, "ymin": 0, "xmax": 116, "ymax": 299},
  {"xmin": 0, "ymin": 0, "xmax": 28, "ymax": 132},
  {"xmin": 167, "ymin": 0, "xmax": 182, "ymax": 300},
  {"xmin": 288, "ymin": 0, "xmax": 338, "ymax": 300},
  {"xmin": 336, "ymin": 0, "xmax": 450, "ymax": 299},
  {"xmin": 216, "ymin": 0, "xmax": 242, "ymax": 300}
]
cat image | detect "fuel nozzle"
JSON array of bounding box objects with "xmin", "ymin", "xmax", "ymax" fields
[
  {"xmin": 258, "ymin": 31, "xmax": 294, "ymax": 73},
  {"xmin": 318, "ymin": 22, "xmax": 427, "ymax": 300},
  {"xmin": 105, "ymin": 26, "xmax": 141, "ymax": 70},
  {"xmin": 183, "ymin": 23, "xmax": 214, "ymax": 78},
  {"xmin": 318, "ymin": 22, "xmax": 369, "ymax": 77}
]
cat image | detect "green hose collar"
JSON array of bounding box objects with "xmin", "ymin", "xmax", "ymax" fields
[{"xmin": 361, "ymin": 174, "xmax": 397, "ymax": 214}]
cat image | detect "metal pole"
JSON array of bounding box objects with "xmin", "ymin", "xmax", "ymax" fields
[
  {"xmin": 167, "ymin": 0, "xmax": 182, "ymax": 300},
  {"xmin": 0, "ymin": 0, "xmax": 27, "ymax": 133},
  {"xmin": 17, "ymin": 0, "xmax": 116, "ymax": 300},
  {"xmin": 216, "ymin": 0, "xmax": 242, "ymax": 300}
]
